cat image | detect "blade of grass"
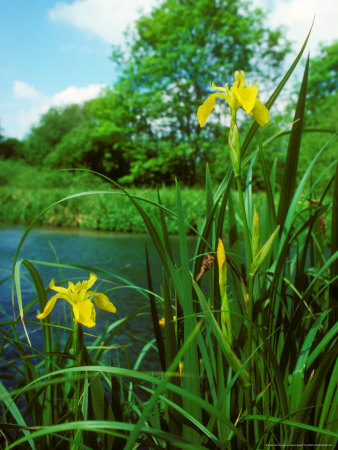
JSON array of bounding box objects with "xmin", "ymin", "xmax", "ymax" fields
[
  {"xmin": 277, "ymin": 55, "xmax": 309, "ymax": 228},
  {"xmin": 0, "ymin": 381, "xmax": 36, "ymax": 450},
  {"xmin": 289, "ymin": 310, "xmax": 330, "ymax": 413},
  {"xmin": 162, "ymin": 271, "xmax": 182, "ymax": 437},
  {"xmin": 175, "ymin": 181, "xmax": 202, "ymax": 442},
  {"xmin": 330, "ymin": 161, "xmax": 338, "ymax": 325},
  {"xmin": 124, "ymin": 320, "xmax": 203, "ymax": 450},
  {"xmin": 145, "ymin": 243, "xmax": 166, "ymax": 372}
]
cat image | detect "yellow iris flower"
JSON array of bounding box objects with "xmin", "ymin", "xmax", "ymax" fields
[
  {"xmin": 197, "ymin": 70, "xmax": 269, "ymax": 127},
  {"xmin": 37, "ymin": 273, "xmax": 116, "ymax": 328}
]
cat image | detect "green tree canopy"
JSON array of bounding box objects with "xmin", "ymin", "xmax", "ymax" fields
[
  {"xmin": 0, "ymin": 137, "xmax": 24, "ymax": 160},
  {"xmin": 24, "ymin": 104, "xmax": 91, "ymax": 165},
  {"xmin": 23, "ymin": 90, "xmax": 131, "ymax": 180}
]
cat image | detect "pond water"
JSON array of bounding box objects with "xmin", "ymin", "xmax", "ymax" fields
[{"xmin": 0, "ymin": 225, "xmax": 196, "ymax": 372}]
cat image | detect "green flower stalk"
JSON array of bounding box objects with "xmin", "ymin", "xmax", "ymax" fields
[{"xmin": 252, "ymin": 205, "xmax": 261, "ymax": 261}]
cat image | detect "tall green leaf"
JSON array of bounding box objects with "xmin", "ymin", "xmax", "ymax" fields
[
  {"xmin": 277, "ymin": 56, "xmax": 309, "ymax": 227},
  {"xmin": 330, "ymin": 161, "xmax": 338, "ymax": 325}
]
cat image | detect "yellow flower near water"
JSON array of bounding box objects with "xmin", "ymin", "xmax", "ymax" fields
[
  {"xmin": 37, "ymin": 273, "xmax": 116, "ymax": 328},
  {"xmin": 197, "ymin": 70, "xmax": 269, "ymax": 127}
]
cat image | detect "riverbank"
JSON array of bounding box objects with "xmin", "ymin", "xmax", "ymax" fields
[
  {"xmin": 1, "ymin": 159, "xmax": 207, "ymax": 233},
  {"xmin": 1, "ymin": 185, "xmax": 209, "ymax": 233}
]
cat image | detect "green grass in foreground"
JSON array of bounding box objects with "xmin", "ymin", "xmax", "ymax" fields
[{"xmin": 1, "ymin": 31, "xmax": 337, "ymax": 449}]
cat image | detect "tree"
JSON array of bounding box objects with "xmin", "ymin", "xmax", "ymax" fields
[
  {"xmin": 29, "ymin": 90, "xmax": 131, "ymax": 181},
  {"xmin": 0, "ymin": 137, "xmax": 24, "ymax": 160},
  {"xmin": 112, "ymin": 0, "xmax": 291, "ymax": 184},
  {"xmin": 24, "ymin": 104, "xmax": 90, "ymax": 165}
]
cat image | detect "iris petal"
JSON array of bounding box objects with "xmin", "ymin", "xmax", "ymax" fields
[
  {"xmin": 197, "ymin": 93, "xmax": 228, "ymax": 127},
  {"xmin": 251, "ymin": 98, "xmax": 269, "ymax": 126},
  {"xmin": 92, "ymin": 293, "xmax": 116, "ymax": 313},
  {"xmin": 74, "ymin": 300, "xmax": 96, "ymax": 328},
  {"xmin": 49, "ymin": 279, "xmax": 68, "ymax": 294},
  {"xmin": 233, "ymin": 85, "xmax": 258, "ymax": 114},
  {"xmin": 210, "ymin": 82, "xmax": 228, "ymax": 93},
  {"xmin": 87, "ymin": 273, "xmax": 97, "ymax": 289},
  {"xmin": 36, "ymin": 294, "xmax": 60, "ymax": 319}
]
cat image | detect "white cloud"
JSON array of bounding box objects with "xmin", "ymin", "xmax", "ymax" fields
[
  {"xmin": 49, "ymin": 0, "xmax": 157, "ymax": 44},
  {"xmin": 9, "ymin": 82, "xmax": 106, "ymax": 139},
  {"xmin": 51, "ymin": 84, "xmax": 105, "ymax": 106},
  {"xmin": 266, "ymin": 0, "xmax": 337, "ymax": 55},
  {"xmin": 13, "ymin": 81, "xmax": 42, "ymax": 100},
  {"xmin": 48, "ymin": 0, "xmax": 337, "ymax": 52}
]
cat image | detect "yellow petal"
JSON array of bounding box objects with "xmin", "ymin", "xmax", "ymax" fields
[
  {"xmin": 73, "ymin": 300, "xmax": 96, "ymax": 328},
  {"xmin": 197, "ymin": 93, "xmax": 217, "ymax": 127},
  {"xmin": 251, "ymin": 98, "xmax": 269, "ymax": 126},
  {"xmin": 197, "ymin": 93, "xmax": 228, "ymax": 127},
  {"xmin": 92, "ymin": 293, "xmax": 116, "ymax": 313},
  {"xmin": 76, "ymin": 290, "xmax": 88, "ymax": 303},
  {"xmin": 234, "ymin": 70, "xmax": 246, "ymax": 88},
  {"xmin": 210, "ymin": 82, "xmax": 228, "ymax": 93},
  {"xmin": 37, "ymin": 294, "xmax": 60, "ymax": 319},
  {"xmin": 80, "ymin": 272, "xmax": 97, "ymax": 291},
  {"xmin": 87, "ymin": 273, "xmax": 97, "ymax": 289},
  {"xmin": 74, "ymin": 281, "xmax": 82, "ymax": 291},
  {"xmin": 233, "ymin": 84, "xmax": 258, "ymax": 114},
  {"xmin": 49, "ymin": 279, "xmax": 68, "ymax": 294}
]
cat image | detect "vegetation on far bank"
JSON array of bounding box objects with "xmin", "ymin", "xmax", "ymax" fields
[{"xmin": 0, "ymin": 159, "xmax": 209, "ymax": 233}]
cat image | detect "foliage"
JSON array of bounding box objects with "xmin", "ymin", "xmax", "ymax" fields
[
  {"xmin": 43, "ymin": 90, "xmax": 132, "ymax": 180},
  {"xmin": 24, "ymin": 104, "xmax": 90, "ymax": 165},
  {"xmin": 0, "ymin": 137, "xmax": 24, "ymax": 160},
  {"xmin": 1, "ymin": 30, "xmax": 337, "ymax": 449},
  {"xmin": 0, "ymin": 159, "xmax": 208, "ymax": 233}
]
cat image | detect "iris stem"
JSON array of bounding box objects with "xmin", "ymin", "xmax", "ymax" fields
[
  {"xmin": 229, "ymin": 119, "xmax": 254, "ymax": 439},
  {"xmin": 71, "ymin": 321, "xmax": 82, "ymax": 450},
  {"xmin": 235, "ymin": 175, "xmax": 252, "ymax": 267}
]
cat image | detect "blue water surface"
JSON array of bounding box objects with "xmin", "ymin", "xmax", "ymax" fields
[{"xmin": 1, "ymin": 225, "xmax": 190, "ymax": 373}]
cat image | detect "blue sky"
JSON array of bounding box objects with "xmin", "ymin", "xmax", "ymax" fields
[{"xmin": 1, "ymin": 0, "xmax": 336, "ymax": 139}]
